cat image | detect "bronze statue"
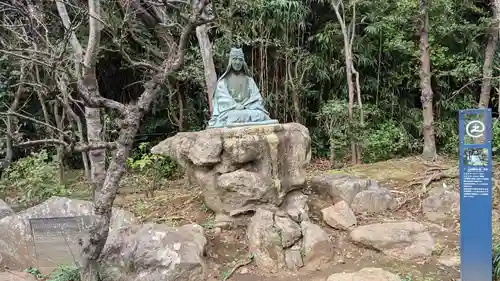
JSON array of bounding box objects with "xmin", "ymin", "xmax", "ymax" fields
[{"xmin": 207, "ymin": 48, "xmax": 278, "ymax": 128}]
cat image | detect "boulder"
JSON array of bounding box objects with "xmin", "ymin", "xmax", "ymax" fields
[
  {"xmin": 99, "ymin": 223, "xmax": 207, "ymax": 281},
  {"xmin": 246, "ymin": 208, "xmax": 333, "ymax": 272},
  {"xmin": 351, "ymin": 188, "xmax": 397, "ymax": 213},
  {"xmin": 274, "ymin": 215, "xmax": 302, "ymax": 248},
  {"xmin": 151, "ymin": 123, "xmax": 311, "ymax": 218},
  {"xmin": 0, "ymin": 197, "xmax": 137, "ymax": 271},
  {"xmin": 311, "ymin": 173, "xmax": 396, "ymax": 214},
  {"xmin": 422, "ymin": 185, "xmax": 460, "ymax": 221},
  {"xmin": 279, "ymin": 190, "xmax": 309, "ymax": 223},
  {"xmin": 327, "ymin": 268, "xmax": 401, "ymax": 281},
  {"xmin": 310, "ymin": 174, "xmax": 372, "ymax": 205},
  {"xmin": 284, "ymin": 244, "xmax": 303, "ymax": 269},
  {"xmin": 0, "ymin": 199, "xmax": 14, "ymax": 220},
  {"xmin": 322, "ymin": 201, "xmax": 357, "ymax": 230},
  {"xmin": 350, "ymin": 221, "xmax": 435, "ymax": 261},
  {"xmin": 301, "ymin": 221, "xmax": 335, "ymax": 268},
  {"xmin": 246, "ymin": 209, "xmax": 286, "ymax": 273},
  {"xmin": 437, "ymin": 254, "xmax": 460, "ymax": 268},
  {"xmin": 0, "ymin": 271, "xmax": 38, "ymax": 281}
]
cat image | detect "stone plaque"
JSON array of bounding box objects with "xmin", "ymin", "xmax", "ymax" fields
[{"xmin": 29, "ymin": 216, "xmax": 92, "ymax": 270}]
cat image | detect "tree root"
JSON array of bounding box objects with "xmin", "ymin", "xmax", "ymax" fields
[
  {"xmin": 394, "ymin": 165, "xmax": 458, "ymax": 211},
  {"xmin": 222, "ymin": 255, "xmax": 254, "ymax": 281}
]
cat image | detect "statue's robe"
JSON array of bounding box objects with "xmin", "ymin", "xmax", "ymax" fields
[{"xmin": 208, "ymin": 76, "xmax": 275, "ymax": 128}]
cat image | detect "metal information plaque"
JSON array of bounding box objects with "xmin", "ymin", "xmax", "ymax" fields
[
  {"xmin": 459, "ymin": 109, "xmax": 493, "ymax": 281},
  {"xmin": 29, "ymin": 216, "xmax": 92, "ymax": 270}
]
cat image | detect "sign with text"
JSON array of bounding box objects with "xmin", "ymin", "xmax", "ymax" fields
[
  {"xmin": 29, "ymin": 216, "xmax": 92, "ymax": 272},
  {"xmin": 459, "ymin": 108, "xmax": 493, "ymax": 281}
]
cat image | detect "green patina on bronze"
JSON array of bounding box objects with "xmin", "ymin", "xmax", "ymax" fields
[{"xmin": 207, "ymin": 47, "xmax": 278, "ymax": 128}]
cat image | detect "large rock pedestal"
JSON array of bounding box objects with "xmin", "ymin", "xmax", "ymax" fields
[{"xmin": 151, "ymin": 123, "xmax": 311, "ymax": 218}]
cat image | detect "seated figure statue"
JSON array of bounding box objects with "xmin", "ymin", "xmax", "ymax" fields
[{"xmin": 207, "ymin": 48, "xmax": 278, "ymax": 128}]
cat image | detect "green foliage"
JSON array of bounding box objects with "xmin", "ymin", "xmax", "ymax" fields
[
  {"xmin": 24, "ymin": 266, "xmax": 45, "ymax": 279},
  {"xmin": 25, "ymin": 264, "xmax": 80, "ymax": 281},
  {"xmin": 317, "ymin": 99, "xmax": 419, "ymax": 162},
  {"xmin": 0, "ymin": 150, "xmax": 69, "ymax": 204},
  {"xmin": 126, "ymin": 142, "xmax": 180, "ymax": 196},
  {"xmin": 362, "ymin": 121, "xmax": 420, "ymax": 162},
  {"xmin": 127, "ymin": 142, "xmax": 180, "ymax": 179},
  {"xmin": 1, "ymin": 0, "xmax": 499, "ymax": 167},
  {"xmin": 47, "ymin": 264, "xmax": 80, "ymax": 281},
  {"xmin": 493, "ymin": 121, "xmax": 500, "ymax": 160},
  {"xmin": 494, "ymin": 242, "xmax": 500, "ymax": 280}
]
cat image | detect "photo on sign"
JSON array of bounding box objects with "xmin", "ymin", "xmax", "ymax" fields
[
  {"xmin": 462, "ymin": 112, "xmax": 487, "ymax": 145},
  {"xmin": 463, "ymin": 147, "xmax": 488, "ymax": 166}
]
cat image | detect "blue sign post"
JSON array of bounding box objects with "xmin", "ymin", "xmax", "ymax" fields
[{"xmin": 459, "ymin": 108, "xmax": 493, "ymax": 281}]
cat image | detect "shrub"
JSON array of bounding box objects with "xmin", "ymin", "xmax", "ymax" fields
[
  {"xmin": 126, "ymin": 142, "xmax": 180, "ymax": 196},
  {"xmin": 0, "ymin": 150, "xmax": 69, "ymax": 204},
  {"xmin": 25, "ymin": 264, "xmax": 80, "ymax": 281},
  {"xmin": 494, "ymin": 242, "xmax": 500, "ymax": 280}
]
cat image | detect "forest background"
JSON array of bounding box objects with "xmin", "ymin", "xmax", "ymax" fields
[
  {"xmin": 2, "ymin": 0, "xmax": 500, "ymax": 279},
  {"xmin": 2, "ymin": 0, "xmax": 500, "ymax": 170}
]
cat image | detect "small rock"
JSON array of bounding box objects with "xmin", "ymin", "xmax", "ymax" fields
[
  {"xmin": 239, "ymin": 267, "xmax": 249, "ymax": 274},
  {"xmin": 301, "ymin": 221, "xmax": 334, "ymax": 268},
  {"xmin": 214, "ymin": 213, "xmax": 233, "ymax": 228},
  {"xmin": 275, "ymin": 216, "xmax": 302, "ymax": 248},
  {"xmin": 0, "ymin": 270, "xmax": 37, "ymax": 281},
  {"xmin": 438, "ymin": 255, "xmax": 460, "ymax": 268},
  {"xmin": 247, "ymin": 209, "xmax": 285, "ymax": 273},
  {"xmin": 0, "ymin": 199, "xmax": 14, "ymax": 220},
  {"xmin": 280, "ymin": 191, "xmax": 309, "ymax": 223},
  {"xmin": 321, "ymin": 201, "xmax": 357, "ymax": 230},
  {"xmin": 327, "ymin": 268, "xmax": 401, "ymax": 281},
  {"xmin": 423, "ymin": 187, "xmax": 460, "ymax": 221},
  {"xmin": 351, "ymin": 188, "xmax": 397, "ymax": 213},
  {"xmin": 422, "ymin": 222, "xmax": 448, "ymax": 234},
  {"xmin": 310, "ymin": 174, "xmax": 370, "ymax": 204},
  {"xmin": 350, "ymin": 221, "xmax": 435, "ymax": 260},
  {"xmin": 285, "ymin": 244, "xmax": 304, "ymax": 269}
]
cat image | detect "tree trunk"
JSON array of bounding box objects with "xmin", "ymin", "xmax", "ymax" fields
[
  {"xmin": 195, "ymin": 24, "xmax": 217, "ymax": 116},
  {"xmin": 287, "ymin": 60, "xmax": 305, "ymax": 124},
  {"xmin": 57, "ymin": 73, "xmax": 91, "ymax": 181},
  {"xmin": 80, "ymin": 74, "xmax": 165, "ymax": 281},
  {"xmin": 344, "ymin": 47, "xmax": 358, "ymax": 164},
  {"xmin": 80, "ymin": 124, "xmax": 138, "ymax": 281},
  {"xmin": 177, "ymin": 90, "xmax": 185, "ymax": 131},
  {"xmin": 419, "ymin": 0, "xmax": 437, "ymax": 161},
  {"xmin": 332, "ymin": 1, "xmax": 359, "ymax": 165},
  {"xmin": 329, "ymin": 139, "xmax": 335, "ymax": 168},
  {"xmin": 5, "ymin": 64, "xmax": 27, "ymax": 166},
  {"xmin": 83, "ymin": 0, "xmax": 106, "ymax": 201},
  {"xmin": 53, "ymin": 103, "xmax": 66, "ymax": 183},
  {"xmin": 479, "ymin": 0, "xmax": 500, "ymax": 108},
  {"xmin": 52, "ymin": 1, "xmax": 212, "ymax": 280},
  {"xmin": 82, "ymin": 76, "xmax": 106, "ymax": 201}
]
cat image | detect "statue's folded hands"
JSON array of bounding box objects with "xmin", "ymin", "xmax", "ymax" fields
[{"xmin": 207, "ymin": 47, "xmax": 278, "ymax": 128}]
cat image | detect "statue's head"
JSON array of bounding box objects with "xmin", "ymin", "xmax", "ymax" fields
[
  {"xmin": 219, "ymin": 47, "xmax": 251, "ymax": 79},
  {"xmin": 229, "ymin": 48, "xmax": 245, "ymax": 72}
]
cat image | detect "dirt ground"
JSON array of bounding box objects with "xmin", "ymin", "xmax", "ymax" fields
[{"xmin": 88, "ymin": 155, "xmax": 485, "ymax": 281}]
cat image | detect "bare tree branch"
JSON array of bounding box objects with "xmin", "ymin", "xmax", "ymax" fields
[
  {"xmin": 0, "ymin": 111, "xmax": 71, "ymax": 139},
  {"xmin": 16, "ymin": 139, "xmax": 117, "ymax": 152}
]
